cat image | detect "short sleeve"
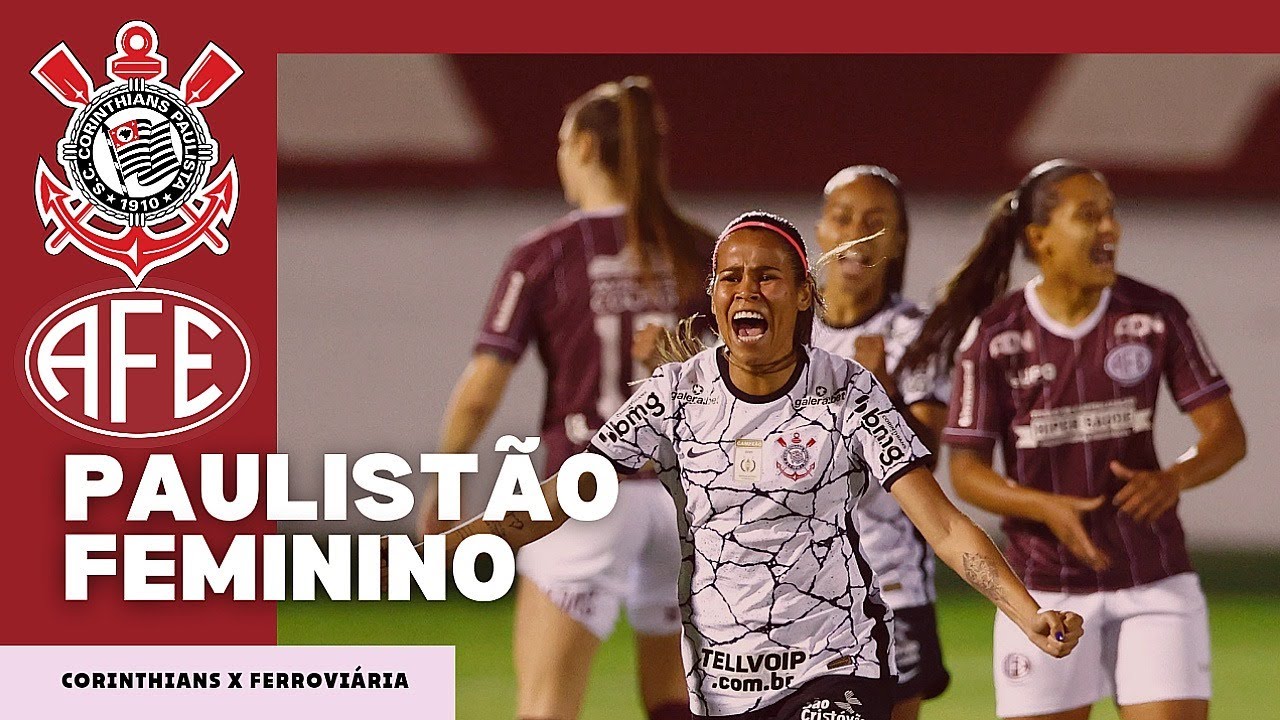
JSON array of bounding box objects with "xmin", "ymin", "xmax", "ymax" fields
[
  {"xmin": 473, "ymin": 244, "xmax": 545, "ymax": 362},
  {"xmin": 1163, "ymin": 297, "xmax": 1230, "ymax": 412},
  {"xmin": 844, "ymin": 370, "xmax": 932, "ymax": 490},
  {"xmin": 589, "ymin": 368, "xmax": 673, "ymax": 473},
  {"xmin": 898, "ymin": 353, "xmax": 950, "ymax": 407},
  {"xmin": 942, "ymin": 318, "xmax": 1005, "ymax": 452},
  {"xmin": 892, "ymin": 306, "xmax": 949, "ymax": 407}
]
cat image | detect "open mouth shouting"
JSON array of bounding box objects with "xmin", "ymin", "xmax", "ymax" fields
[
  {"xmin": 1090, "ymin": 242, "xmax": 1117, "ymax": 271},
  {"xmin": 731, "ymin": 309, "xmax": 770, "ymax": 344},
  {"xmin": 838, "ymin": 249, "xmax": 869, "ymax": 274}
]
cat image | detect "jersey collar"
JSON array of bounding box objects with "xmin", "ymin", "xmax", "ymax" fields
[
  {"xmin": 1024, "ymin": 276, "xmax": 1112, "ymax": 340},
  {"xmin": 572, "ymin": 204, "xmax": 626, "ymax": 218},
  {"xmin": 717, "ymin": 346, "xmax": 809, "ymax": 404},
  {"xmin": 815, "ymin": 292, "xmax": 900, "ymax": 332}
]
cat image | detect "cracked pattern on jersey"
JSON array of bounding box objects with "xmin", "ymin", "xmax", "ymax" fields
[
  {"xmin": 592, "ymin": 346, "xmax": 930, "ymax": 715},
  {"xmin": 812, "ymin": 296, "xmax": 949, "ymax": 610}
]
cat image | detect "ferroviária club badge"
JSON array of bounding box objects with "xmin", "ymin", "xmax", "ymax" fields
[{"xmin": 32, "ymin": 21, "xmax": 241, "ymax": 286}]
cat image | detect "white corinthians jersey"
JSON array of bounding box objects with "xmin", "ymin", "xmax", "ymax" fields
[
  {"xmin": 591, "ymin": 346, "xmax": 931, "ymax": 715},
  {"xmin": 812, "ymin": 296, "xmax": 949, "ymax": 610}
]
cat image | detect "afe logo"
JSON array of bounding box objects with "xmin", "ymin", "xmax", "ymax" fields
[{"xmin": 21, "ymin": 286, "xmax": 252, "ymax": 443}]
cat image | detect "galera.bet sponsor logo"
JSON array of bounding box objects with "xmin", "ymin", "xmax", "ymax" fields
[{"xmin": 19, "ymin": 21, "xmax": 251, "ymax": 445}]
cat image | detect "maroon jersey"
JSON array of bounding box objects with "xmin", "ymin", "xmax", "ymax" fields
[
  {"xmin": 474, "ymin": 207, "xmax": 712, "ymax": 475},
  {"xmin": 943, "ymin": 275, "xmax": 1230, "ymax": 593}
]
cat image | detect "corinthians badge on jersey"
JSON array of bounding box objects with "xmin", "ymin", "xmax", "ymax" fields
[
  {"xmin": 32, "ymin": 21, "xmax": 241, "ymax": 286},
  {"xmin": 776, "ymin": 432, "xmax": 817, "ymax": 481}
]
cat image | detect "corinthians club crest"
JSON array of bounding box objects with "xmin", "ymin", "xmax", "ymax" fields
[
  {"xmin": 32, "ymin": 21, "xmax": 241, "ymax": 286},
  {"xmin": 776, "ymin": 432, "xmax": 817, "ymax": 481}
]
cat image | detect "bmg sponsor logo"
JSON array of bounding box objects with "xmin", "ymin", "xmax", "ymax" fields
[
  {"xmin": 852, "ymin": 393, "xmax": 907, "ymax": 466},
  {"xmin": 600, "ymin": 392, "xmax": 666, "ymax": 443}
]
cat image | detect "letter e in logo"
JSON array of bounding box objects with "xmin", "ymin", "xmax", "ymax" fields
[{"xmin": 19, "ymin": 283, "xmax": 254, "ymax": 444}]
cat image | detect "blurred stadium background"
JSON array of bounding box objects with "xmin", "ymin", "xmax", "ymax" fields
[{"xmin": 276, "ymin": 56, "xmax": 1280, "ymax": 719}]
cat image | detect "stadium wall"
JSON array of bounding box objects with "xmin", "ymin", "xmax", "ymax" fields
[{"xmin": 278, "ymin": 55, "xmax": 1280, "ymax": 195}]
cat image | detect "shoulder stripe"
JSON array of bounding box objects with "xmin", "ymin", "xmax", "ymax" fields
[{"xmin": 1175, "ymin": 378, "xmax": 1229, "ymax": 407}]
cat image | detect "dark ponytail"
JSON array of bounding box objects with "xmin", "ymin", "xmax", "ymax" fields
[
  {"xmin": 900, "ymin": 159, "xmax": 1099, "ymax": 373},
  {"xmin": 568, "ymin": 77, "xmax": 714, "ymax": 304}
]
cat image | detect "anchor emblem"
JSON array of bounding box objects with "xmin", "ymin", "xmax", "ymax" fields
[{"xmin": 31, "ymin": 20, "xmax": 241, "ymax": 285}]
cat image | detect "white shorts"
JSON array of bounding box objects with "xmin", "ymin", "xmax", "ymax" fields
[
  {"xmin": 516, "ymin": 479, "xmax": 682, "ymax": 640},
  {"xmin": 994, "ymin": 572, "xmax": 1211, "ymax": 718}
]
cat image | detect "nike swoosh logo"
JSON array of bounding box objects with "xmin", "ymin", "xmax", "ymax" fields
[{"xmin": 686, "ymin": 447, "xmax": 719, "ymax": 458}]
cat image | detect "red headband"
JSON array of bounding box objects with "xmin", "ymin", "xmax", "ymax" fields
[{"xmin": 716, "ymin": 221, "xmax": 810, "ymax": 274}]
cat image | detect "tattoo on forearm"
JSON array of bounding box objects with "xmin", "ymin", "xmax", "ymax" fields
[
  {"xmin": 963, "ymin": 552, "xmax": 1009, "ymax": 608},
  {"xmin": 457, "ymin": 516, "xmax": 529, "ymax": 541},
  {"xmin": 453, "ymin": 520, "xmax": 502, "ymax": 541}
]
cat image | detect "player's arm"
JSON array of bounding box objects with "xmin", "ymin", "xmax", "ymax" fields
[
  {"xmin": 1111, "ymin": 394, "xmax": 1246, "ymax": 523},
  {"xmin": 950, "ymin": 447, "xmax": 1109, "ymax": 571},
  {"xmin": 418, "ymin": 352, "xmax": 515, "ymax": 536},
  {"xmin": 442, "ymin": 471, "xmax": 575, "ymax": 560},
  {"xmin": 385, "ymin": 470, "xmax": 576, "ymax": 588},
  {"xmin": 904, "ymin": 401, "xmax": 946, "ymax": 467},
  {"xmin": 439, "ymin": 352, "xmax": 516, "ymax": 453},
  {"xmin": 945, "ymin": 319, "xmax": 1109, "ymax": 570},
  {"xmin": 890, "ymin": 467, "xmax": 1083, "ymax": 658}
]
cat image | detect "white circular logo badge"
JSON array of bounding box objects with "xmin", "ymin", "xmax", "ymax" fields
[
  {"xmin": 1003, "ymin": 653, "xmax": 1032, "ymax": 681},
  {"xmin": 1105, "ymin": 343, "xmax": 1153, "ymax": 386}
]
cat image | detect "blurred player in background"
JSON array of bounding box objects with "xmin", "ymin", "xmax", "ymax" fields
[
  {"xmin": 906, "ymin": 160, "xmax": 1247, "ymax": 720},
  {"xmin": 424, "ymin": 77, "xmax": 715, "ymax": 720},
  {"xmin": 811, "ymin": 166, "xmax": 951, "ymax": 720},
  {"xmin": 444, "ymin": 211, "xmax": 1085, "ymax": 720}
]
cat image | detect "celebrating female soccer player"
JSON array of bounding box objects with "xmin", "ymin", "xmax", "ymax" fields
[
  {"xmin": 425, "ymin": 77, "xmax": 714, "ymax": 720},
  {"xmin": 812, "ymin": 166, "xmax": 951, "ymax": 720},
  {"xmin": 444, "ymin": 211, "xmax": 1084, "ymax": 720},
  {"xmin": 910, "ymin": 160, "xmax": 1246, "ymax": 720}
]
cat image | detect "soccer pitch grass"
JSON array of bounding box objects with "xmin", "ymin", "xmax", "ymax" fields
[{"xmin": 280, "ymin": 587, "xmax": 1275, "ymax": 719}]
